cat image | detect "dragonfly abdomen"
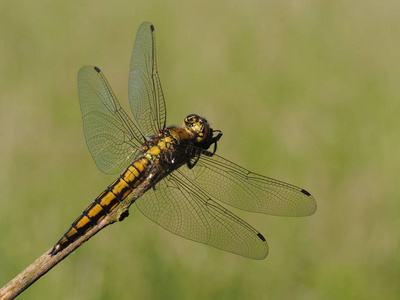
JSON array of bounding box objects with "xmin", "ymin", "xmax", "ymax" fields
[{"xmin": 50, "ymin": 157, "xmax": 151, "ymax": 255}]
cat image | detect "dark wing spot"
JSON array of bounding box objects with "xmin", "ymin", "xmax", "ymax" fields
[
  {"xmin": 301, "ymin": 189, "xmax": 311, "ymax": 196},
  {"xmin": 94, "ymin": 66, "xmax": 101, "ymax": 73},
  {"xmin": 257, "ymin": 233, "xmax": 266, "ymax": 242},
  {"xmin": 150, "ymin": 24, "xmax": 154, "ymax": 31}
]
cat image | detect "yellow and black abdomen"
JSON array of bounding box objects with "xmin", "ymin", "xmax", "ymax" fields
[{"xmin": 50, "ymin": 157, "xmax": 150, "ymax": 255}]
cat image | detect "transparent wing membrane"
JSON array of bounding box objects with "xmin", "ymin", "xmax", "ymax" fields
[
  {"xmin": 129, "ymin": 22, "xmax": 166, "ymax": 137},
  {"xmin": 78, "ymin": 66, "xmax": 143, "ymax": 174},
  {"xmin": 177, "ymin": 150, "xmax": 317, "ymax": 216},
  {"xmin": 136, "ymin": 172, "xmax": 269, "ymax": 259}
]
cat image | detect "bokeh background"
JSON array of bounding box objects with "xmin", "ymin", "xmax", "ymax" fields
[{"xmin": 1, "ymin": 1, "xmax": 399, "ymax": 299}]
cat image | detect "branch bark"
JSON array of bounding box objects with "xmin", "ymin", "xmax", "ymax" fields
[{"xmin": 0, "ymin": 177, "xmax": 152, "ymax": 300}]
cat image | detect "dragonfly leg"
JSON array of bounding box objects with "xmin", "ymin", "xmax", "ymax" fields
[
  {"xmin": 187, "ymin": 156, "xmax": 200, "ymax": 169},
  {"xmin": 186, "ymin": 131, "xmax": 223, "ymax": 169},
  {"xmin": 208, "ymin": 131, "xmax": 223, "ymax": 155}
]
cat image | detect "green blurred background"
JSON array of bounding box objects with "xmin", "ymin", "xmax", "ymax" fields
[{"xmin": 0, "ymin": 0, "xmax": 398, "ymax": 299}]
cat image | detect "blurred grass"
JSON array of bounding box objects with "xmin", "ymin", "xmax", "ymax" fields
[{"xmin": 1, "ymin": 0, "xmax": 399, "ymax": 299}]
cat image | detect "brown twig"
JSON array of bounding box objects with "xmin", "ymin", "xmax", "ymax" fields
[{"xmin": 0, "ymin": 178, "xmax": 152, "ymax": 300}]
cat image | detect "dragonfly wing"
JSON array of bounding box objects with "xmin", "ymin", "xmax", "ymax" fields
[
  {"xmin": 177, "ymin": 150, "xmax": 317, "ymax": 216},
  {"xmin": 129, "ymin": 22, "xmax": 166, "ymax": 137},
  {"xmin": 78, "ymin": 66, "xmax": 144, "ymax": 174},
  {"xmin": 135, "ymin": 172, "xmax": 268, "ymax": 259}
]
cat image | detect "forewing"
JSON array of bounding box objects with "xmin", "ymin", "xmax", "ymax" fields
[
  {"xmin": 129, "ymin": 22, "xmax": 166, "ymax": 137},
  {"xmin": 177, "ymin": 150, "xmax": 317, "ymax": 216},
  {"xmin": 78, "ymin": 66, "xmax": 144, "ymax": 174},
  {"xmin": 135, "ymin": 172, "xmax": 268, "ymax": 259}
]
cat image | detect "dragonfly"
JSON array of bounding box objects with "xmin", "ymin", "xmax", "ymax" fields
[{"xmin": 50, "ymin": 22, "xmax": 316, "ymax": 260}]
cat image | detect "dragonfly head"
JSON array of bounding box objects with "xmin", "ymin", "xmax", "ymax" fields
[{"xmin": 184, "ymin": 114, "xmax": 212, "ymax": 143}]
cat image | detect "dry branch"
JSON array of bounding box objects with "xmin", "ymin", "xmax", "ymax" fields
[{"xmin": 0, "ymin": 177, "xmax": 152, "ymax": 300}]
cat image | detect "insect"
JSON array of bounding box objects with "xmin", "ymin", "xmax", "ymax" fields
[{"xmin": 51, "ymin": 22, "xmax": 316, "ymax": 259}]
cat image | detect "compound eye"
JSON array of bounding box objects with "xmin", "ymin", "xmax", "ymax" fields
[
  {"xmin": 186, "ymin": 115, "xmax": 197, "ymax": 123},
  {"xmin": 185, "ymin": 114, "xmax": 200, "ymax": 125}
]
